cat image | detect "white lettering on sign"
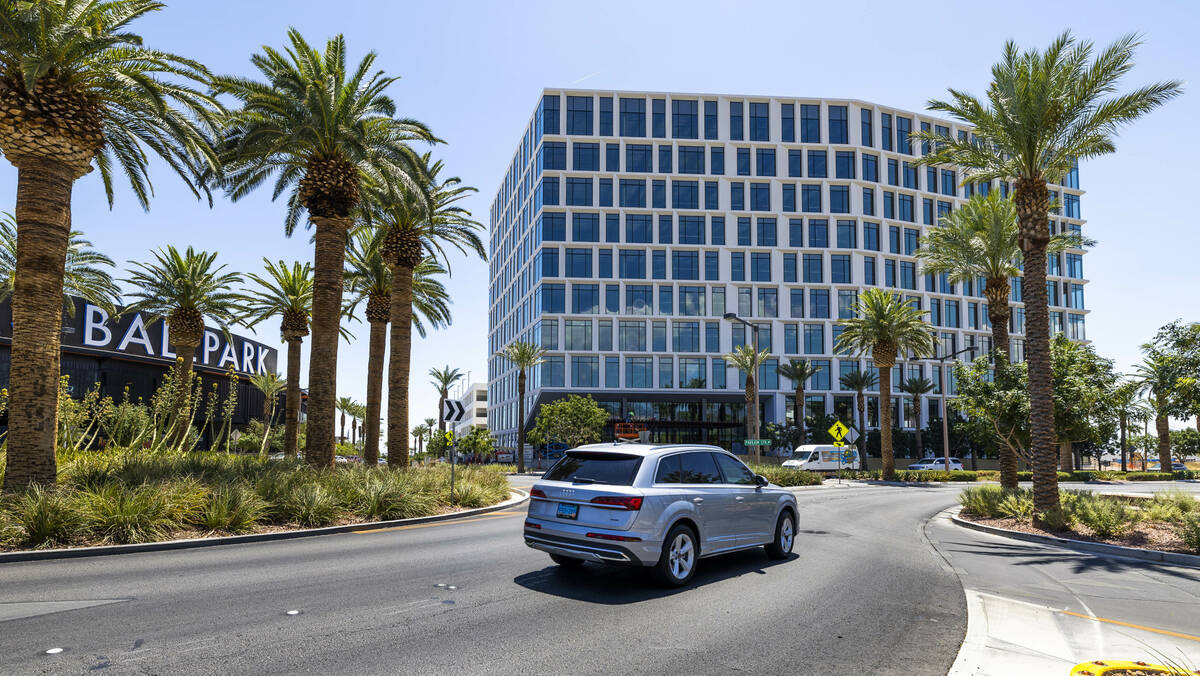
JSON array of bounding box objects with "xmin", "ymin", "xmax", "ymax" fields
[
  {"xmin": 202, "ymin": 330, "xmax": 220, "ymax": 365},
  {"xmin": 242, "ymin": 341, "xmax": 255, "ymax": 374},
  {"xmin": 83, "ymin": 305, "xmax": 112, "ymax": 347},
  {"xmin": 217, "ymin": 341, "xmax": 238, "ymax": 369},
  {"xmin": 160, "ymin": 322, "xmax": 176, "ymax": 359},
  {"xmin": 116, "ymin": 314, "xmax": 154, "ymax": 355},
  {"xmin": 256, "ymin": 346, "xmax": 269, "ymax": 375}
]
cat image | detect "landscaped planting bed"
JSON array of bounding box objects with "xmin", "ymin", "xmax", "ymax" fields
[
  {"xmin": 0, "ymin": 448, "xmax": 513, "ymax": 551},
  {"xmin": 957, "ymin": 485, "xmax": 1200, "ymax": 555}
]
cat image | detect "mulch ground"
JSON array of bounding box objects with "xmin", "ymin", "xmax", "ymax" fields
[{"xmin": 959, "ymin": 513, "xmax": 1195, "ymax": 556}]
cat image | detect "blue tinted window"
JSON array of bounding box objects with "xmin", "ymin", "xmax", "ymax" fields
[
  {"xmin": 831, "ymin": 254, "xmax": 851, "ymax": 283},
  {"xmin": 751, "ymin": 252, "xmax": 771, "ymax": 281},
  {"xmin": 704, "ymin": 251, "xmax": 718, "ymax": 280},
  {"xmin": 652, "ymin": 99, "xmax": 666, "ymax": 138},
  {"xmin": 863, "ymin": 256, "xmax": 876, "ymax": 285},
  {"xmin": 730, "ymin": 182, "xmax": 745, "ymax": 211},
  {"xmin": 809, "ymin": 289, "xmax": 830, "ymax": 318},
  {"xmin": 572, "ymin": 213, "xmax": 599, "ymax": 241},
  {"xmin": 710, "ymin": 216, "xmax": 725, "ymax": 245},
  {"xmin": 860, "ymin": 108, "xmax": 873, "ymax": 147},
  {"xmin": 729, "ymin": 101, "xmax": 743, "ymax": 141},
  {"xmin": 658, "ymin": 145, "xmax": 673, "ymax": 173},
  {"xmin": 883, "ymin": 191, "xmax": 894, "ymax": 219},
  {"xmin": 808, "ymin": 219, "xmax": 828, "ymax": 247},
  {"xmin": 782, "ymin": 184, "xmax": 795, "ymax": 212},
  {"xmin": 619, "ymin": 179, "xmax": 645, "ymax": 208},
  {"xmin": 543, "ymin": 141, "xmax": 567, "ymax": 171},
  {"xmin": 757, "ymin": 217, "xmax": 777, "ymax": 246},
  {"xmin": 862, "ymin": 153, "xmax": 878, "ymax": 182},
  {"xmin": 672, "ymin": 251, "xmax": 699, "ymax": 280},
  {"xmin": 652, "ymin": 250, "xmax": 666, "ymax": 279},
  {"xmin": 565, "ymin": 248, "xmax": 592, "ymax": 277},
  {"xmin": 736, "ymin": 147, "xmax": 751, "ymax": 176},
  {"xmin": 672, "ymin": 100, "xmax": 698, "ymax": 139},
  {"xmin": 619, "ymin": 250, "xmax": 646, "ymax": 278},
  {"xmin": 566, "ymin": 177, "xmax": 592, "ymax": 206},
  {"xmin": 781, "ymin": 103, "xmax": 795, "ymax": 143},
  {"xmin": 737, "ymin": 216, "xmax": 751, "ymax": 245},
  {"xmin": 801, "ymin": 185, "xmax": 821, "ymax": 213},
  {"xmin": 679, "ymin": 146, "xmax": 704, "ymax": 174},
  {"xmin": 625, "ymin": 213, "xmax": 651, "ymax": 242},
  {"xmin": 680, "ymin": 216, "xmax": 704, "ymax": 244},
  {"xmin": 881, "ymin": 113, "xmax": 892, "ymax": 151},
  {"xmin": 803, "ymin": 254, "xmax": 823, "ymax": 282},
  {"xmin": 730, "ymin": 252, "xmax": 744, "ymax": 281},
  {"xmin": 605, "ymin": 143, "xmax": 619, "ymax": 171},
  {"xmin": 896, "ymin": 116, "xmax": 911, "ymax": 154},
  {"xmin": 572, "ymin": 283, "xmax": 599, "ymax": 313},
  {"xmin": 898, "ymin": 194, "xmax": 914, "ymax": 222},
  {"xmin": 620, "ymin": 97, "xmax": 645, "ymax": 137},
  {"xmin": 542, "ymin": 95, "xmax": 560, "ymax": 135},
  {"xmin": 672, "ymin": 181, "xmax": 699, "ymax": 209},
  {"xmin": 573, "ymin": 142, "xmax": 599, "ymax": 170},
  {"xmin": 710, "ymin": 146, "xmax": 724, "ymax": 174},
  {"xmin": 599, "ymin": 178, "xmax": 612, "ymax": 207},
  {"xmin": 540, "ymin": 247, "xmax": 558, "ymax": 277},
  {"xmin": 704, "ymin": 181, "xmax": 718, "ymax": 209},
  {"xmin": 599, "ymin": 97, "xmax": 613, "ymax": 136},
  {"xmin": 830, "ymin": 186, "xmax": 849, "ymax": 213},
  {"xmin": 783, "ymin": 253, "xmax": 797, "ymax": 283},
  {"xmin": 541, "ymin": 212, "xmax": 566, "ymax": 241},
  {"xmin": 836, "ymin": 220, "xmax": 856, "ymax": 248},
  {"xmin": 903, "ymin": 161, "xmax": 917, "ymax": 189},
  {"xmin": 863, "ymin": 222, "xmax": 880, "ymax": 251},
  {"xmin": 566, "ymin": 96, "xmax": 593, "ymax": 135},
  {"xmin": 829, "ymin": 105, "xmax": 848, "ymax": 144},
  {"xmin": 756, "ymin": 148, "xmax": 776, "ymax": 176},
  {"xmin": 808, "ymin": 150, "xmax": 827, "ymax": 178},
  {"xmin": 627, "ymin": 144, "xmax": 651, "ymax": 172},
  {"xmin": 863, "ymin": 187, "xmax": 875, "ymax": 216},
  {"xmin": 704, "ymin": 100, "xmax": 718, "ymax": 140},
  {"xmin": 800, "ymin": 104, "xmax": 820, "ymax": 142},
  {"xmin": 750, "ymin": 183, "xmax": 770, "ymax": 211},
  {"xmin": 835, "ymin": 151, "xmax": 855, "ymax": 179},
  {"xmin": 790, "ymin": 289, "xmax": 804, "ymax": 318},
  {"xmin": 804, "ymin": 324, "xmax": 824, "ymax": 354},
  {"xmin": 652, "ymin": 179, "xmax": 666, "ymax": 208},
  {"xmin": 541, "ymin": 283, "xmax": 565, "ymax": 312},
  {"xmin": 605, "ymin": 213, "xmax": 620, "ymax": 242},
  {"xmin": 658, "ymin": 214, "xmax": 673, "ymax": 244},
  {"xmin": 749, "ymin": 102, "xmax": 769, "ymax": 141},
  {"xmin": 788, "ymin": 218, "xmax": 803, "ymax": 246},
  {"xmin": 541, "ymin": 177, "xmax": 559, "ymax": 205},
  {"xmin": 788, "ymin": 149, "xmax": 803, "ymax": 177}
]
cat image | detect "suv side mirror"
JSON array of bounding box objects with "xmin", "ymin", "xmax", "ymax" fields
[{"xmin": 754, "ymin": 474, "xmax": 769, "ymax": 487}]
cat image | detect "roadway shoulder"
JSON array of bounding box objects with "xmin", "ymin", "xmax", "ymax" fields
[{"xmin": 0, "ymin": 490, "xmax": 530, "ymax": 564}]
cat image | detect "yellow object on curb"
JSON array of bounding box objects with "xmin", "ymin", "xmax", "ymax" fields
[{"xmin": 1070, "ymin": 660, "xmax": 1198, "ymax": 675}]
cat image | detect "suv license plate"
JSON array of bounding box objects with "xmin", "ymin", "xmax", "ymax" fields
[{"xmin": 556, "ymin": 503, "xmax": 579, "ymax": 520}]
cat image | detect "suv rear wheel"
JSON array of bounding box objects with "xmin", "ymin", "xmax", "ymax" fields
[
  {"xmin": 765, "ymin": 511, "xmax": 795, "ymax": 560},
  {"xmin": 652, "ymin": 523, "xmax": 698, "ymax": 587}
]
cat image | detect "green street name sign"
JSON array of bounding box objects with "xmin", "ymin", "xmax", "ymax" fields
[{"xmin": 744, "ymin": 439, "xmax": 771, "ymax": 446}]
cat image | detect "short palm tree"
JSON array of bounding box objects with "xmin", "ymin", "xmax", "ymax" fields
[
  {"xmin": 213, "ymin": 29, "xmax": 436, "ymax": 468},
  {"xmin": 725, "ymin": 344, "xmax": 771, "ymax": 463},
  {"xmin": 0, "ymin": 0, "xmax": 220, "ymax": 489},
  {"xmin": 898, "ymin": 377, "xmax": 936, "ymax": 458},
  {"xmin": 840, "ymin": 369, "xmax": 878, "ymax": 471},
  {"xmin": 496, "ymin": 342, "xmax": 546, "ymax": 473},
  {"xmin": 429, "ymin": 366, "xmax": 464, "ymax": 434},
  {"xmin": 345, "ymin": 225, "xmax": 452, "ymax": 465},
  {"xmin": 836, "ymin": 289, "xmax": 936, "ymax": 480},
  {"xmin": 0, "ymin": 213, "xmax": 120, "ymax": 316},
  {"xmin": 124, "ymin": 246, "xmax": 243, "ymax": 448},
  {"xmin": 776, "ymin": 358, "xmax": 821, "ymax": 441},
  {"xmin": 249, "ymin": 371, "xmax": 286, "ymax": 455},
  {"xmin": 237, "ymin": 259, "xmax": 313, "ymax": 459},
  {"xmin": 336, "ymin": 396, "xmax": 355, "ymax": 446},
  {"xmin": 411, "ymin": 425, "xmax": 427, "ymax": 454},
  {"xmin": 913, "ymin": 31, "xmax": 1181, "ymax": 518},
  {"xmin": 1133, "ymin": 353, "xmax": 1180, "ymax": 473},
  {"xmin": 1108, "ymin": 380, "xmax": 1147, "ymax": 472},
  {"xmin": 369, "ymin": 157, "xmax": 483, "ymax": 467}
]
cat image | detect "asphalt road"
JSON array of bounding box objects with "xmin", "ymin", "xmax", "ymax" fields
[{"xmin": 0, "ymin": 482, "xmax": 967, "ymax": 675}]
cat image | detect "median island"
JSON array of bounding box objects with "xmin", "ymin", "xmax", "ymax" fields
[
  {"xmin": 956, "ymin": 486, "xmax": 1200, "ymax": 557},
  {"xmin": 0, "ymin": 448, "xmax": 513, "ymax": 552}
]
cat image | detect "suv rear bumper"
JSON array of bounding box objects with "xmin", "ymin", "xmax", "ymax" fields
[{"xmin": 524, "ymin": 518, "xmax": 660, "ymax": 566}]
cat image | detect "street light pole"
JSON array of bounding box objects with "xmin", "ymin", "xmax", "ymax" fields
[
  {"xmin": 724, "ymin": 313, "xmax": 761, "ymax": 454},
  {"xmin": 937, "ymin": 346, "xmax": 978, "ymax": 472}
]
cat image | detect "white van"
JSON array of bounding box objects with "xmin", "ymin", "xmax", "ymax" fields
[{"xmin": 782, "ymin": 444, "xmax": 860, "ymax": 472}]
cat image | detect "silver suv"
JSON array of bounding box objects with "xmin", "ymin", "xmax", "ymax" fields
[{"xmin": 524, "ymin": 443, "xmax": 798, "ymax": 586}]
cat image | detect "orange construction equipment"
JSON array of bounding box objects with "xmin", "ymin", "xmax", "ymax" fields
[{"xmin": 614, "ymin": 422, "xmax": 648, "ymax": 440}]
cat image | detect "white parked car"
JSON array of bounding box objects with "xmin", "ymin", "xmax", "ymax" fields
[
  {"xmin": 907, "ymin": 457, "xmax": 964, "ymax": 471},
  {"xmin": 781, "ymin": 444, "xmax": 859, "ymax": 472}
]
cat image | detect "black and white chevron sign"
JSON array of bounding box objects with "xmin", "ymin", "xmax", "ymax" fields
[{"xmin": 443, "ymin": 399, "xmax": 466, "ymax": 423}]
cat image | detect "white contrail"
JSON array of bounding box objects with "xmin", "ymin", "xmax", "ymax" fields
[{"xmin": 569, "ymin": 71, "xmax": 601, "ymax": 85}]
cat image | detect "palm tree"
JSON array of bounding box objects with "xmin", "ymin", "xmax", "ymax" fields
[
  {"xmin": 725, "ymin": 344, "xmax": 771, "ymax": 463},
  {"xmin": 917, "ymin": 192, "xmax": 1088, "ymax": 485},
  {"xmin": 835, "ymin": 289, "xmax": 936, "ymax": 480},
  {"xmin": 411, "ymin": 425, "xmax": 426, "ymax": 454},
  {"xmin": 496, "ymin": 342, "xmax": 546, "ymax": 473},
  {"xmin": 249, "ymin": 372, "xmax": 286, "ymax": 455},
  {"xmin": 839, "ymin": 369, "xmax": 878, "ymax": 471},
  {"xmin": 1108, "ymin": 379, "xmax": 1145, "ymax": 473},
  {"xmin": 1134, "ymin": 353, "xmax": 1180, "ymax": 473},
  {"xmin": 237, "ymin": 259, "xmax": 313, "ymax": 459},
  {"xmin": 429, "ymin": 366, "xmax": 464, "ymax": 434},
  {"xmin": 898, "ymin": 377, "xmax": 936, "ymax": 458},
  {"xmin": 776, "ymin": 359, "xmax": 821, "ymax": 441},
  {"xmin": 336, "ymin": 396, "xmax": 355, "ymax": 446},
  {"xmin": 213, "ymin": 30, "xmax": 436, "ymax": 469},
  {"xmin": 124, "ymin": 246, "xmax": 242, "ymax": 448},
  {"xmin": 0, "ymin": 213, "xmax": 121, "ymax": 316},
  {"xmin": 914, "ymin": 32, "xmax": 1181, "ymax": 517},
  {"xmin": 0, "ymin": 1, "xmax": 220, "ymax": 489},
  {"xmin": 345, "ymin": 225, "xmax": 452, "ymax": 466},
  {"xmin": 368, "ymin": 157, "xmax": 483, "ymax": 468}
]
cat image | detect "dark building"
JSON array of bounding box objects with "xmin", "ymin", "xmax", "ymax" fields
[{"xmin": 0, "ymin": 297, "xmax": 290, "ymax": 442}]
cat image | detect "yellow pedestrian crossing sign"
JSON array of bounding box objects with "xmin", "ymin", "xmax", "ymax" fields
[{"xmin": 828, "ymin": 421, "xmax": 849, "ymax": 441}]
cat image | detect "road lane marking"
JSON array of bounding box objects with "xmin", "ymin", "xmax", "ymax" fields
[
  {"xmin": 351, "ymin": 511, "xmax": 522, "ymax": 535},
  {"xmin": 1059, "ymin": 610, "xmax": 1200, "ymax": 643}
]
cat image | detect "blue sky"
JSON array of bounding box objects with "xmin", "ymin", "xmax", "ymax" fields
[{"xmin": 1, "ymin": 0, "xmax": 1195, "ymax": 435}]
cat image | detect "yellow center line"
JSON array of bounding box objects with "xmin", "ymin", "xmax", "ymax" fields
[
  {"xmin": 352, "ymin": 511, "xmax": 524, "ymax": 535},
  {"xmin": 1060, "ymin": 610, "xmax": 1200, "ymax": 643}
]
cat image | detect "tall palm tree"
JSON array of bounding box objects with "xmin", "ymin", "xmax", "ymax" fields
[
  {"xmin": 369, "ymin": 157, "xmax": 483, "ymax": 467},
  {"xmin": 496, "ymin": 342, "xmax": 546, "ymax": 473},
  {"xmin": 123, "ymin": 246, "xmax": 242, "ymax": 448},
  {"xmin": 898, "ymin": 377, "xmax": 936, "ymax": 458},
  {"xmin": 1107, "ymin": 379, "xmax": 1144, "ymax": 473},
  {"xmin": 914, "ymin": 32, "xmax": 1181, "ymax": 517},
  {"xmin": 248, "ymin": 371, "xmax": 286, "ymax": 455},
  {"xmin": 1134, "ymin": 353, "xmax": 1180, "ymax": 473},
  {"xmin": 918, "ymin": 192, "xmax": 1088, "ymax": 485},
  {"xmin": 411, "ymin": 425, "xmax": 426, "ymax": 454},
  {"xmin": 776, "ymin": 358, "xmax": 821, "ymax": 441},
  {"xmin": 835, "ymin": 289, "xmax": 936, "ymax": 480},
  {"xmin": 725, "ymin": 344, "xmax": 771, "ymax": 463},
  {"xmin": 336, "ymin": 396, "xmax": 355, "ymax": 446},
  {"xmin": 237, "ymin": 259, "xmax": 313, "ymax": 459},
  {"xmin": 345, "ymin": 225, "xmax": 452, "ymax": 465},
  {"xmin": 0, "ymin": 1, "xmax": 220, "ymax": 489},
  {"xmin": 839, "ymin": 369, "xmax": 878, "ymax": 471},
  {"xmin": 429, "ymin": 366, "xmax": 464, "ymax": 434},
  {"xmin": 213, "ymin": 30, "xmax": 435, "ymax": 468},
  {"xmin": 0, "ymin": 212, "xmax": 121, "ymax": 317}
]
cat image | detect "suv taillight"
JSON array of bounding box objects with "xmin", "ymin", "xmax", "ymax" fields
[
  {"xmin": 530, "ymin": 488, "xmax": 547, "ymax": 499},
  {"xmin": 590, "ymin": 496, "xmax": 643, "ymax": 510}
]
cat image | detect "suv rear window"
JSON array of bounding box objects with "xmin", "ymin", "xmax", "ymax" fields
[{"xmin": 544, "ymin": 452, "xmax": 643, "ymax": 485}]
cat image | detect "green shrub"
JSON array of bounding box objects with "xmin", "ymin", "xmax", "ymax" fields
[
  {"xmin": 345, "ymin": 474, "xmax": 437, "ymax": 521},
  {"xmin": 195, "ymin": 484, "xmax": 266, "ymax": 533},
  {"xmin": 1153, "ymin": 489, "xmax": 1198, "ymax": 515},
  {"xmin": 1074, "ymin": 497, "xmax": 1135, "ymax": 538},
  {"xmin": 75, "ymin": 484, "xmax": 176, "ymax": 544},
  {"xmin": 452, "ymin": 481, "xmax": 495, "ymax": 509},
  {"xmin": 1038, "ymin": 507, "xmax": 1075, "ymax": 532},
  {"xmin": 998, "ymin": 493, "xmax": 1034, "ymax": 519},
  {"xmin": 958, "ymin": 485, "xmax": 1008, "ymax": 518},
  {"xmin": 283, "ymin": 484, "xmax": 340, "ymax": 527},
  {"xmin": 1126, "ymin": 472, "xmax": 1176, "ymax": 481},
  {"xmin": 1143, "ymin": 501, "xmax": 1183, "ymax": 523},
  {"xmin": 1093, "ymin": 470, "xmax": 1122, "ymax": 481},
  {"xmin": 1067, "ymin": 471, "xmax": 1096, "ymax": 482},
  {"xmin": 974, "ymin": 470, "xmax": 1000, "ymax": 481},
  {"xmin": 1016, "ymin": 471, "xmax": 1033, "ymax": 481},
  {"xmin": 749, "ymin": 465, "xmax": 823, "ymax": 487},
  {"xmin": 1176, "ymin": 515, "xmax": 1200, "ymax": 554},
  {"xmin": 5, "ymin": 485, "xmax": 81, "ymax": 548}
]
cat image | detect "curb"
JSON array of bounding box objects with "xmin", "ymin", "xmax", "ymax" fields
[
  {"xmin": 0, "ymin": 490, "xmax": 529, "ymax": 564},
  {"xmin": 948, "ymin": 506, "xmax": 1200, "ymax": 570}
]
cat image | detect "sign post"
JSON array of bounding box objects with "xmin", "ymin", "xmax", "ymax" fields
[
  {"xmin": 828, "ymin": 421, "xmax": 850, "ymax": 484},
  {"xmin": 443, "ymin": 400, "xmax": 468, "ymax": 505}
]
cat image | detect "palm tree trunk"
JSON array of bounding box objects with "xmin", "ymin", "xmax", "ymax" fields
[
  {"xmin": 1119, "ymin": 414, "xmax": 1128, "ymax": 472},
  {"xmin": 857, "ymin": 392, "xmax": 868, "ymax": 472},
  {"xmin": 304, "ymin": 216, "xmax": 350, "ymax": 468},
  {"xmin": 1016, "ymin": 178, "xmax": 1060, "ymax": 520},
  {"xmin": 363, "ymin": 319, "xmax": 385, "ymax": 466},
  {"xmin": 744, "ymin": 375, "xmax": 757, "ymax": 459},
  {"xmin": 387, "ymin": 264, "xmax": 414, "ymax": 468},
  {"xmin": 284, "ymin": 337, "xmax": 302, "ymax": 459},
  {"xmin": 437, "ymin": 393, "xmax": 447, "ymax": 433},
  {"xmin": 984, "ymin": 280, "xmax": 1018, "ymax": 488},
  {"xmin": 879, "ymin": 366, "xmax": 895, "ymax": 480},
  {"xmin": 339, "ymin": 411, "xmax": 345, "ymax": 447},
  {"xmin": 517, "ymin": 370, "xmax": 527, "ymax": 473},
  {"xmin": 792, "ymin": 387, "xmax": 802, "ymax": 430},
  {"xmin": 1156, "ymin": 408, "xmax": 1171, "ymax": 472},
  {"xmin": 3, "ymin": 159, "xmax": 77, "ymax": 490},
  {"xmin": 1058, "ymin": 441, "xmax": 1074, "ymax": 472}
]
